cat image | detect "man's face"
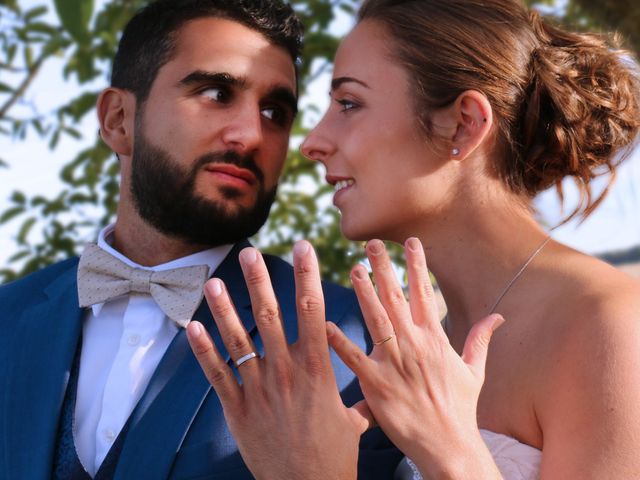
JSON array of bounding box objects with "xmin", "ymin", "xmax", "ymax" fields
[{"xmin": 129, "ymin": 17, "xmax": 297, "ymax": 245}]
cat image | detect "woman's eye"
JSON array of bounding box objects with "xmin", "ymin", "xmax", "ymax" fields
[
  {"xmin": 200, "ymin": 87, "xmax": 229, "ymax": 103},
  {"xmin": 337, "ymin": 99, "xmax": 359, "ymax": 112}
]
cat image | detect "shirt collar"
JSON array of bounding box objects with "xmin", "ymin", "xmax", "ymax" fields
[{"xmin": 91, "ymin": 223, "xmax": 234, "ymax": 316}]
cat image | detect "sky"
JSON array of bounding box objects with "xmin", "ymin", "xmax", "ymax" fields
[{"xmin": 1, "ymin": 0, "xmax": 639, "ymax": 271}]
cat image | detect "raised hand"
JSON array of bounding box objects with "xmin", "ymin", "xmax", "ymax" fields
[
  {"xmin": 326, "ymin": 238, "xmax": 504, "ymax": 478},
  {"xmin": 187, "ymin": 241, "xmax": 372, "ymax": 480}
]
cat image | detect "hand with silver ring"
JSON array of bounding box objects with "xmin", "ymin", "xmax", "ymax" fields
[
  {"xmin": 187, "ymin": 241, "xmax": 373, "ymax": 480},
  {"xmin": 234, "ymin": 351, "xmax": 258, "ymax": 368},
  {"xmin": 325, "ymin": 238, "xmax": 505, "ymax": 474}
]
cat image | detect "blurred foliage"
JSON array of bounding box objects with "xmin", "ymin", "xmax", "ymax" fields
[
  {"xmin": 0, "ymin": 0, "xmax": 638, "ymax": 285},
  {"xmin": 527, "ymin": 0, "xmax": 640, "ymax": 51}
]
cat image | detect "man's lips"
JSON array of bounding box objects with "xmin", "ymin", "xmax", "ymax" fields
[{"xmin": 204, "ymin": 164, "xmax": 258, "ymax": 186}]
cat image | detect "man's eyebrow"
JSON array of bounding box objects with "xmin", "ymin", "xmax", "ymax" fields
[
  {"xmin": 179, "ymin": 71, "xmax": 245, "ymax": 88},
  {"xmin": 331, "ymin": 76, "xmax": 371, "ymax": 91},
  {"xmin": 267, "ymin": 86, "xmax": 298, "ymax": 116}
]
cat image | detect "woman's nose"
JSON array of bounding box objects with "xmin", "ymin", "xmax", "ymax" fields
[{"xmin": 300, "ymin": 128, "xmax": 333, "ymax": 163}]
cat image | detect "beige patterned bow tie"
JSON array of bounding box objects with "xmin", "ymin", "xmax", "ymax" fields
[{"xmin": 77, "ymin": 243, "xmax": 210, "ymax": 327}]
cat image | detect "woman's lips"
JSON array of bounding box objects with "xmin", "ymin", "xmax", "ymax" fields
[{"xmin": 326, "ymin": 174, "xmax": 355, "ymax": 206}]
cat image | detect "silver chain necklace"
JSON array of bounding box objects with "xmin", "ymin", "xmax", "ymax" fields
[
  {"xmin": 444, "ymin": 236, "xmax": 551, "ymax": 336},
  {"xmin": 487, "ymin": 235, "xmax": 551, "ymax": 314}
]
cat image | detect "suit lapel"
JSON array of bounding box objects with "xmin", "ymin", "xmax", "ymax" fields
[
  {"xmin": 4, "ymin": 263, "xmax": 83, "ymax": 480},
  {"xmin": 114, "ymin": 240, "xmax": 257, "ymax": 479}
]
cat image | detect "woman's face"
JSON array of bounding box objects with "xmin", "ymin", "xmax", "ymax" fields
[{"xmin": 301, "ymin": 20, "xmax": 451, "ymax": 242}]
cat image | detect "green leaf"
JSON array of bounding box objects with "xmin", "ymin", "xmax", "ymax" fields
[
  {"xmin": 25, "ymin": 5, "xmax": 49, "ymax": 22},
  {"xmin": 0, "ymin": 206, "xmax": 24, "ymax": 225},
  {"xmin": 23, "ymin": 46, "xmax": 33, "ymax": 68},
  {"xmin": 0, "ymin": 82, "xmax": 14, "ymax": 93},
  {"xmin": 26, "ymin": 21, "xmax": 57, "ymax": 36},
  {"xmin": 71, "ymin": 45, "xmax": 100, "ymax": 82},
  {"xmin": 53, "ymin": 0, "xmax": 94, "ymax": 44},
  {"xmin": 49, "ymin": 129, "xmax": 60, "ymax": 149},
  {"xmin": 7, "ymin": 44, "xmax": 17, "ymax": 63},
  {"xmin": 31, "ymin": 118, "xmax": 46, "ymax": 136},
  {"xmin": 0, "ymin": 1, "xmax": 19, "ymax": 11},
  {"xmin": 62, "ymin": 126, "xmax": 82, "ymax": 139},
  {"xmin": 65, "ymin": 91, "xmax": 98, "ymax": 121},
  {"xmin": 8, "ymin": 250, "xmax": 31, "ymax": 263},
  {"xmin": 10, "ymin": 191, "xmax": 26, "ymax": 205},
  {"xmin": 17, "ymin": 217, "xmax": 37, "ymax": 244}
]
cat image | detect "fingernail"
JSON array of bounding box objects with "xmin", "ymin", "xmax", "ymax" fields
[
  {"xmin": 240, "ymin": 248, "xmax": 257, "ymax": 265},
  {"xmin": 367, "ymin": 239, "xmax": 383, "ymax": 255},
  {"xmin": 492, "ymin": 315, "xmax": 506, "ymax": 332},
  {"xmin": 188, "ymin": 321, "xmax": 204, "ymax": 338},
  {"xmin": 326, "ymin": 321, "xmax": 337, "ymax": 337},
  {"xmin": 207, "ymin": 278, "xmax": 223, "ymax": 297},
  {"xmin": 352, "ymin": 266, "xmax": 366, "ymax": 280},
  {"xmin": 406, "ymin": 237, "xmax": 421, "ymax": 252},
  {"xmin": 293, "ymin": 240, "xmax": 310, "ymax": 256}
]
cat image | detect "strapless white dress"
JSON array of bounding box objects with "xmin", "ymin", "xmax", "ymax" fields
[{"xmin": 395, "ymin": 429, "xmax": 541, "ymax": 480}]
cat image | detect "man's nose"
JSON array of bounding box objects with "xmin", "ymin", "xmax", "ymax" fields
[{"xmin": 221, "ymin": 105, "xmax": 264, "ymax": 154}]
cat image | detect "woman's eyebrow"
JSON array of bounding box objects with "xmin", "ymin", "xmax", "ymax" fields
[{"xmin": 331, "ymin": 76, "xmax": 371, "ymax": 91}]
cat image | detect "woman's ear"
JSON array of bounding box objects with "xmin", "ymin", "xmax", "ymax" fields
[
  {"xmin": 449, "ymin": 90, "xmax": 493, "ymax": 160},
  {"xmin": 96, "ymin": 87, "xmax": 136, "ymax": 157}
]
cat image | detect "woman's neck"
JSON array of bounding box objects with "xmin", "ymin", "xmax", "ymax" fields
[{"xmin": 406, "ymin": 198, "xmax": 549, "ymax": 333}]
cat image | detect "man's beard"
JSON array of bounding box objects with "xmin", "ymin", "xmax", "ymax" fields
[{"xmin": 130, "ymin": 132, "xmax": 277, "ymax": 247}]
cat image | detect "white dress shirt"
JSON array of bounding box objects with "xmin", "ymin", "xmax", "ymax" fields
[{"xmin": 75, "ymin": 224, "xmax": 233, "ymax": 475}]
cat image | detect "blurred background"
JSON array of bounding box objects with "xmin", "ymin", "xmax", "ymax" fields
[{"xmin": 1, "ymin": 0, "xmax": 639, "ymax": 286}]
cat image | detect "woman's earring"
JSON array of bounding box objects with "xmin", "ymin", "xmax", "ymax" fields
[{"xmin": 452, "ymin": 148, "xmax": 460, "ymax": 156}]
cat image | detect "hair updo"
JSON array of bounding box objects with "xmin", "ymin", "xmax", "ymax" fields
[{"xmin": 359, "ymin": 0, "xmax": 640, "ymax": 219}]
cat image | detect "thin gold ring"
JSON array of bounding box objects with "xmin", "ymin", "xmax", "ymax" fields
[{"xmin": 373, "ymin": 333, "xmax": 395, "ymax": 346}]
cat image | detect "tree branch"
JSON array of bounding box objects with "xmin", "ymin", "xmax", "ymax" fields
[{"xmin": 0, "ymin": 50, "xmax": 47, "ymax": 119}]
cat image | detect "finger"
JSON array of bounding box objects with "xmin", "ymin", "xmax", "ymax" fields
[
  {"xmin": 238, "ymin": 247, "xmax": 288, "ymax": 358},
  {"xmin": 293, "ymin": 241, "xmax": 329, "ymax": 353},
  {"xmin": 405, "ymin": 237, "xmax": 441, "ymax": 329},
  {"xmin": 187, "ymin": 321, "xmax": 242, "ymax": 409},
  {"xmin": 349, "ymin": 399, "xmax": 377, "ymax": 433},
  {"xmin": 204, "ymin": 278, "xmax": 260, "ymax": 378},
  {"xmin": 366, "ymin": 240, "xmax": 411, "ymax": 333},
  {"xmin": 461, "ymin": 314, "xmax": 505, "ymax": 380},
  {"xmin": 326, "ymin": 321, "xmax": 374, "ymax": 381},
  {"xmin": 350, "ymin": 264, "xmax": 396, "ymax": 350}
]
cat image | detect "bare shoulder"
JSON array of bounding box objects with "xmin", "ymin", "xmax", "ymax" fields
[
  {"xmin": 515, "ymin": 246, "xmax": 640, "ymax": 398},
  {"xmin": 545, "ymin": 249, "xmax": 640, "ymax": 332},
  {"xmin": 530, "ymin": 248, "xmax": 640, "ymax": 476}
]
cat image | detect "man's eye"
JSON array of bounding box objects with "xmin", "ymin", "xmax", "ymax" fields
[
  {"xmin": 200, "ymin": 87, "xmax": 229, "ymax": 103},
  {"xmin": 261, "ymin": 106, "xmax": 289, "ymax": 126}
]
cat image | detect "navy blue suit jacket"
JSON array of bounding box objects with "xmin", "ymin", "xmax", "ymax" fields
[{"xmin": 0, "ymin": 240, "xmax": 402, "ymax": 479}]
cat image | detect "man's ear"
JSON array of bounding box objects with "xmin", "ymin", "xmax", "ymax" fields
[
  {"xmin": 449, "ymin": 90, "xmax": 493, "ymax": 160},
  {"xmin": 96, "ymin": 87, "xmax": 136, "ymax": 157}
]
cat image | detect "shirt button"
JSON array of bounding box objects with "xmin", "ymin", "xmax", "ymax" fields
[
  {"xmin": 127, "ymin": 334, "xmax": 141, "ymax": 346},
  {"xmin": 104, "ymin": 428, "xmax": 116, "ymax": 443}
]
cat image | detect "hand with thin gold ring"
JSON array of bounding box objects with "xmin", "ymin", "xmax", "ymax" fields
[{"xmin": 326, "ymin": 237, "xmax": 505, "ymax": 478}]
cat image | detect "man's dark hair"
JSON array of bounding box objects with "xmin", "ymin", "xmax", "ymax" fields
[{"xmin": 111, "ymin": 0, "xmax": 303, "ymax": 103}]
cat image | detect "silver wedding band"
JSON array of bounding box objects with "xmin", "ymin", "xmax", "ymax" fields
[
  {"xmin": 373, "ymin": 333, "xmax": 395, "ymax": 346},
  {"xmin": 235, "ymin": 351, "xmax": 258, "ymax": 367}
]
